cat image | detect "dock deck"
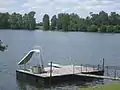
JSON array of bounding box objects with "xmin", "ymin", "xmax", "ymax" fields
[
  {"xmin": 16, "ymin": 65, "xmax": 105, "ymax": 85},
  {"xmin": 17, "ymin": 65, "xmax": 101, "ymax": 77}
]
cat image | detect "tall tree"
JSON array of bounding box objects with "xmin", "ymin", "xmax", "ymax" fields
[
  {"xmin": 56, "ymin": 13, "xmax": 63, "ymax": 30},
  {"xmin": 27, "ymin": 11, "xmax": 36, "ymax": 30},
  {"xmin": 109, "ymin": 12, "xmax": 120, "ymax": 25},
  {"xmin": 43, "ymin": 14, "xmax": 50, "ymax": 30},
  {"xmin": 62, "ymin": 13, "xmax": 70, "ymax": 31},
  {"xmin": 51, "ymin": 15, "xmax": 57, "ymax": 30},
  {"xmin": 98, "ymin": 11, "xmax": 109, "ymax": 25},
  {"xmin": 69, "ymin": 13, "xmax": 80, "ymax": 31},
  {"xmin": 9, "ymin": 12, "xmax": 17, "ymax": 29}
]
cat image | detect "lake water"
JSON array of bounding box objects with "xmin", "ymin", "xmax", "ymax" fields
[{"xmin": 0, "ymin": 30, "xmax": 120, "ymax": 90}]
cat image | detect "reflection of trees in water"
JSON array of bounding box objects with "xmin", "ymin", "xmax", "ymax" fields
[
  {"xmin": 16, "ymin": 78, "xmax": 104, "ymax": 90},
  {"xmin": 16, "ymin": 80, "xmax": 43, "ymax": 90},
  {"xmin": 16, "ymin": 80, "xmax": 27, "ymax": 90}
]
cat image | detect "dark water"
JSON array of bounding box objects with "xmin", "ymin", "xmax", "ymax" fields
[{"xmin": 0, "ymin": 30, "xmax": 120, "ymax": 90}]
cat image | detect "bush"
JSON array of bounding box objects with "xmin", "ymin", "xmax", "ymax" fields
[
  {"xmin": 87, "ymin": 25, "xmax": 98, "ymax": 32},
  {"xmin": 99, "ymin": 25, "xmax": 107, "ymax": 32},
  {"xmin": 106, "ymin": 26, "xmax": 114, "ymax": 33},
  {"xmin": 114, "ymin": 25, "xmax": 120, "ymax": 33},
  {"xmin": 79, "ymin": 25, "xmax": 87, "ymax": 32}
]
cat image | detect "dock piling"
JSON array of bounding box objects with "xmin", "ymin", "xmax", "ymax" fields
[
  {"xmin": 106, "ymin": 66, "xmax": 109, "ymax": 76},
  {"xmin": 102, "ymin": 58, "xmax": 105, "ymax": 71},
  {"xmin": 86, "ymin": 65, "xmax": 88, "ymax": 72},
  {"xmin": 97, "ymin": 64, "xmax": 100, "ymax": 70},
  {"xmin": 49, "ymin": 61, "xmax": 52, "ymax": 89},
  {"xmin": 81, "ymin": 64, "xmax": 83, "ymax": 72},
  {"xmin": 93, "ymin": 65, "xmax": 95, "ymax": 71},
  {"xmin": 114, "ymin": 70, "xmax": 117, "ymax": 78},
  {"xmin": 73, "ymin": 64, "xmax": 74, "ymax": 74}
]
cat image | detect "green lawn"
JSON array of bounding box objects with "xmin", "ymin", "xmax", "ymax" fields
[
  {"xmin": 36, "ymin": 25, "xmax": 43, "ymax": 29},
  {"xmin": 80, "ymin": 83, "xmax": 120, "ymax": 90}
]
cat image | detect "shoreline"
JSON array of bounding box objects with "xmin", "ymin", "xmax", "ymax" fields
[{"xmin": 0, "ymin": 29, "xmax": 120, "ymax": 34}]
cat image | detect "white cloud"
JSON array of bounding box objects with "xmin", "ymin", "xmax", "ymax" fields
[{"xmin": 0, "ymin": 0, "xmax": 120, "ymax": 21}]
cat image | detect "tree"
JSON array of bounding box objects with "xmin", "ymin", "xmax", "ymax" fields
[
  {"xmin": 51, "ymin": 15, "xmax": 57, "ymax": 30},
  {"xmin": 109, "ymin": 12, "xmax": 120, "ymax": 25},
  {"xmin": 2, "ymin": 12, "xmax": 10, "ymax": 28},
  {"xmin": 90, "ymin": 13, "xmax": 100, "ymax": 26},
  {"xmin": 78, "ymin": 18, "xmax": 87, "ymax": 32},
  {"xmin": 69, "ymin": 13, "xmax": 80, "ymax": 31},
  {"xmin": 27, "ymin": 11, "xmax": 36, "ymax": 30},
  {"xmin": 57, "ymin": 13, "xmax": 64, "ymax": 30},
  {"xmin": 98, "ymin": 11, "xmax": 109, "ymax": 25},
  {"xmin": 62, "ymin": 13, "xmax": 70, "ymax": 31},
  {"xmin": 8, "ymin": 11, "xmax": 36, "ymax": 30},
  {"xmin": 90, "ymin": 11, "xmax": 109, "ymax": 26},
  {"xmin": 9, "ymin": 12, "xmax": 18, "ymax": 29},
  {"xmin": 43, "ymin": 14, "xmax": 50, "ymax": 30},
  {"xmin": 56, "ymin": 13, "xmax": 70, "ymax": 31}
]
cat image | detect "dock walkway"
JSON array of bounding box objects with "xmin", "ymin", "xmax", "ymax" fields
[
  {"xmin": 76, "ymin": 73, "xmax": 120, "ymax": 80},
  {"xmin": 16, "ymin": 64, "xmax": 120, "ymax": 86},
  {"xmin": 17, "ymin": 65, "xmax": 120, "ymax": 80},
  {"xmin": 17, "ymin": 65, "xmax": 101, "ymax": 77}
]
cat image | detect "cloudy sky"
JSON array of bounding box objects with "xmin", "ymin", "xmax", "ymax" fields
[{"xmin": 0, "ymin": 0, "xmax": 120, "ymax": 22}]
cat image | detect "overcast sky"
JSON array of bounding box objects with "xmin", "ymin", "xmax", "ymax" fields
[{"xmin": 0, "ymin": 0, "xmax": 120, "ymax": 22}]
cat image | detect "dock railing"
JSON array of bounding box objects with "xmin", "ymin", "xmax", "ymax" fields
[
  {"xmin": 75, "ymin": 64, "xmax": 120, "ymax": 79},
  {"xmin": 104, "ymin": 65, "xmax": 120, "ymax": 78},
  {"xmin": 79, "ymin": 64, "xmax": 103, "ymax": 72}
]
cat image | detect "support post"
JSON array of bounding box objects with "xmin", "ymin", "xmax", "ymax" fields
[
  {"xmin": 86, "ymin": 65, "xmax": 87, "ymax": 72},
  {"xmin": 93, "ymin": 65, "xmax": 95, "ymax": 71},
  {"xmin": 114, "ymin": 70, "xmax": 117, "ymax": 78},
  {"xmin": 102, "ymin": 58, "xmax": 105, "ymax": 71},
  {"xmin": 106, "ymin": 66, "xmax": 109, "ymax": 76},
  {"xmin": 40, "ymin": 49, "xmax": 44, "ymax": 71},
  {"xmin": 81, "ymin": 64, "xmax": 82, "ymax": 72},
  {"xmin": 97, "ymin": 64, "xmax": 100, "ymax": 70},
  {"xmin": 24, "ymin": 64, "xmax": 26, "ymax": 70},
  {"xmin": 49, "ymin": 61, "xmax": 52, "ymax": 89},
  {"xmin": 73, "ymin": 64, "xmax": 74, "ymax": 74}
]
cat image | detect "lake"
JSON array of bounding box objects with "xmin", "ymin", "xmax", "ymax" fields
[{"xmin": 0, "ymin": 30, "xmax": 120, "ymax": 90}]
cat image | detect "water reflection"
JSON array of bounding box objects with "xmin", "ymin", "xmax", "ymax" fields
[
  {"xmin": 16, "ymin": 78, "xmax": 104, "ymax": 90},
  {"xmin": 17, "ymin": 80, "xmax": 44, "ymax": 90}
]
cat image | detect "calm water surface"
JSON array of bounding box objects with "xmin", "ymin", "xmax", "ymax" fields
[{"xmin": 0, "ymin": 30, "xmax": 120, "ymax": 90}]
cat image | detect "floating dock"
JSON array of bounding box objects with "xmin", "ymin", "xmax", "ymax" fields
[
  {"xmin": 16, "ymin": 64, "xmax": 104, "ymax": 86},
  {"xmin": 17, "ymin": 49, "xmax": 120, "ymax": 86}
]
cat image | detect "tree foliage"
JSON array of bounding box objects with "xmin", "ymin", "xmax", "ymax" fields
[
  {"xmin": 0, "ymin": 11, "xmax": 36, "ymax": 30},
  {"xmin": 42, "ymin": 11, "xmax": 120, "ymax": 33},
  {"xmin": 43, "ymin": 14, "xmax": 50, "ymax": 30},
  {"xmin": 51, "ymin": 15, "xmax": 57, "ymax": 30},
  {"xmin": 1, "ymin": 10, "xmax": 120, "ymax": 32}
]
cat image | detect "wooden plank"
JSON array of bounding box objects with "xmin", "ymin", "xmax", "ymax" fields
[
  {"xmin": 17, "ymin": 65, "xmax": 102, "ymax": 78},
  {"xmin": 76, "ymin": 73, "xmax": 120, "ymax": 80}
]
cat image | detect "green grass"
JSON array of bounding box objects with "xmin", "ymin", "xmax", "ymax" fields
[
  {"xmin": 80, "ymin": 83, "xmax": 120, "ymax": 90},
  {"xmin": 36, "ymin": 25, "xmax": 43, "ymax": 29}
]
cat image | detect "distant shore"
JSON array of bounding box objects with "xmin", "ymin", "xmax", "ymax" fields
[{"xmin": 1, "ymin": 28, "xmax": 120, "ymax": 33}]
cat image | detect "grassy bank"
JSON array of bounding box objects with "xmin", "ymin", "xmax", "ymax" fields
[
  {"xmin": 36, "ymin": 25, "xmax": 43, "ymax": 29},
  {"xmin": 80, "ymin": 83, "xmax": 120, "ymax": 90}
]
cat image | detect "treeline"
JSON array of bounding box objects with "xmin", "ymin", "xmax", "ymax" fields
[
  {"xmin": 0, "ymin": 11, "xmax": 36, "ymax": 30},
  {"xmin": 42, "ymin": 11, "xmax": 120, "ymax": 33}
]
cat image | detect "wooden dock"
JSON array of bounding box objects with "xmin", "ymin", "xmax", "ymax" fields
[
  {"xmin": 16, "ymin": 49, "xmax": 120, "ymax": 86},
  {"xmin": 76, "ymin": 73, "xmax": 120, "ymax": 80},
  {"xmin": 16, "ymin": 65, "xmax": 105, "ymax": 86}
]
